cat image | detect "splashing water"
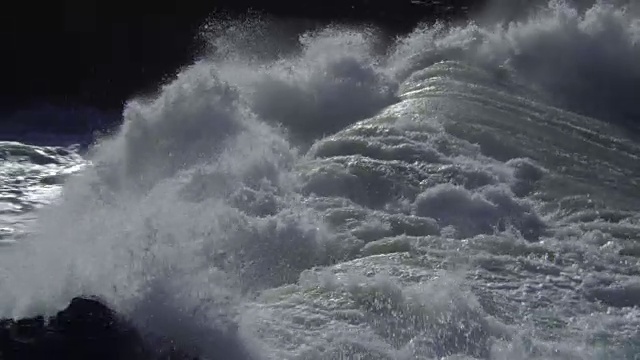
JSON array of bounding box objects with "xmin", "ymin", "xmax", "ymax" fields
[{"xmin": 1, "ymin": 1, "xmax": 640, "ymax": 359}]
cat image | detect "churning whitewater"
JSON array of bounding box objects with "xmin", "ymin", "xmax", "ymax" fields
[{"xmin": 1, "ymin": 1, "xmax": 640, "ymax": 358}]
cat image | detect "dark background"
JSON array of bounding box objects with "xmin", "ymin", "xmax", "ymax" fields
[{"xmin": 1, "ymin": 1, "xmax": 480, "ymax": 118}]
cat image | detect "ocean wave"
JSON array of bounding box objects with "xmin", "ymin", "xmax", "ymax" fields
[{"xmin": 1, "ymin": 1, "xmax": 639, "ymax": 359}]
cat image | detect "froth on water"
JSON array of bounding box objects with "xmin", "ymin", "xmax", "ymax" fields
[{"xmin": 1, "ymin": 1, "xmax": 639, "ymax": 359}]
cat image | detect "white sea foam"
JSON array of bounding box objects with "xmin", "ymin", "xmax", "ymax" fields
[{"xmin": 1, "ymin": 1, "xmax": 639, "ymax": 359}]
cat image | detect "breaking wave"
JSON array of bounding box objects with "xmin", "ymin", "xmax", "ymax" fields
[{"xmin": 1, "ymin": 1, "xmax": 639, "ymax": 359}]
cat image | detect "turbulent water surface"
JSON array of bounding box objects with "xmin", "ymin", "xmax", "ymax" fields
[{"xmin": 1, "ymin": 1, "xmax": 640, "ymax": 359}]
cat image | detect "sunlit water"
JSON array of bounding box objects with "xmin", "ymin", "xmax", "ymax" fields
[{"xmin": 1, "ymin": 1, "xmax": 639, "ymax": 359}]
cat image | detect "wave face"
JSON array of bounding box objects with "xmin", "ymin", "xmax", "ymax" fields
[{"xmin": 1, "ymin": 1, "xmax": 640, "ymax": 359}]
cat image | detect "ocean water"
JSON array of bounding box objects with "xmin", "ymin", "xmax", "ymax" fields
[{"xmin": 1, "ymin": 1, "xmax": 640, "ymax": 359}]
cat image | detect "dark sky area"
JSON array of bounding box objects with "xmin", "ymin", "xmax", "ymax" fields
[{"xmin": 1, "ymin": 0, "xmax": 481, "ymax": 115}]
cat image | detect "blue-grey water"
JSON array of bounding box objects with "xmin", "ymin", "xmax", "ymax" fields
[{"xmin": 1, "ymin": 2, "xmax": 639, "ymax": 359}]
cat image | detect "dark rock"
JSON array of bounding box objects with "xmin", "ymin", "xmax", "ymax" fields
[{"xmin": 0, "ymin": 297, "xmax": 201, "ymax": 360}]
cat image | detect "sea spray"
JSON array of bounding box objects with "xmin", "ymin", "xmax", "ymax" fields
[{"xmin": 1, "ymin": 1, "xmax": 639, "ymax": 358}]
